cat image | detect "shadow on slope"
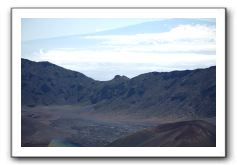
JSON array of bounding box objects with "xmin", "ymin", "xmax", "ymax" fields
[{"xmin": 108, "ymin": 120, "xmax": 216, "ymax": 147}]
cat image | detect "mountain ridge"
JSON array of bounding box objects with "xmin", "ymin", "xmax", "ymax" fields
[
  {"xmin": 22, "ymin": 58, "xmax": 215, "ymax": 81},
  {"xmin": 22, "ymin": 58, "xmax": 216, "ymax": 120}
]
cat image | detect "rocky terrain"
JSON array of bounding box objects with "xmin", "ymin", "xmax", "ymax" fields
[
  {"xmin": 108, "ymin": 120, "xmax": 216, "ymax": 147},
  {"xmin": 21, "ymin": 59, "xmax": 216, "ymax": 147}
]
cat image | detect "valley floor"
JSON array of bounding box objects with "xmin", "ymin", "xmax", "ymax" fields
[
  {"xmin": 21, "ymin": 105, "xmax": 156, "ymax": 147},
  {"xmin": 21, "ymin": 105, "xmax": 216, "ymax": 147}
]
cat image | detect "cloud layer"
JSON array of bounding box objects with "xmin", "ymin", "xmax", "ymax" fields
[{"xmin": 25, "ymin": 22, "xmax": 216, "ymax": 81}]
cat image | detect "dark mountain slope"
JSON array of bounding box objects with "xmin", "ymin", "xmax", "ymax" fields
[
  {"xmin": 22, "ymin": 58, "xmax": 95, "ymax": 105},
  {"xmin": 108, "ymin": 120, "xmax": 216, "ymax": 147},
  {"xmin": 22, "ymin": 59, "xmax": 216, "ymax": 120},
  {"xmin": 90, "ymin": 66, "xmax": 216, "ymax": 120}
]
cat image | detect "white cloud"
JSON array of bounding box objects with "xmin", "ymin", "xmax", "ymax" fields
[
  {"xmin": 85, "ymin": 24, "xmax": 215, "ymax": 44},
  {"xmin": 32, "ymin": 49, "xmax": 215, "ymax": 64},
  {"xmin": 27, "ymin": 24, "xmax": 216, "ymax": 80},
  {"xmin": 31, "ymin": 49, "xmax": 215, "ymax": 80},
  {"xmin": 82, "ymin": 24, "xmax": 216, "ymax": 56}
]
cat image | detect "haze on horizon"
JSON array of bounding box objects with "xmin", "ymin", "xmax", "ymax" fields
[{"xmin": 22, "ymin": 18, "xmax": 216, "ymax": 81}]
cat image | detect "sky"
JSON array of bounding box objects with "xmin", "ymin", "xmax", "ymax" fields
[
  {"xmin": 21, "ymin": 18, "xmax": 162, "ymax": 41},
  {"xmin": 22, "ymin": 18, "xmax": 216, "ymax": 81}
]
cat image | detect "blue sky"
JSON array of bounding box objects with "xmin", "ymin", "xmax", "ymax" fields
[
  {"xmin": 22, "ymin": 18, "xmax": 216, "ymax": 81},
  {"xmin": 22, "ymin": 18, "xmax": 162, "ymax": 41}
]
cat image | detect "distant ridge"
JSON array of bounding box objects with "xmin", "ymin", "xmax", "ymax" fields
[
  {"xmin": 22, "ymin": 58, "xmax": 215, "ymax": 81},
  {"xmin": 22, "ymin": 58, "xmax": 216, "ymax": 120}
]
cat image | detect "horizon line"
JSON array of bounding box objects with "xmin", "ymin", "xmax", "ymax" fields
[{"xmin": 21, "ymin": 58, "xmax": 216, "ymax": 82}]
